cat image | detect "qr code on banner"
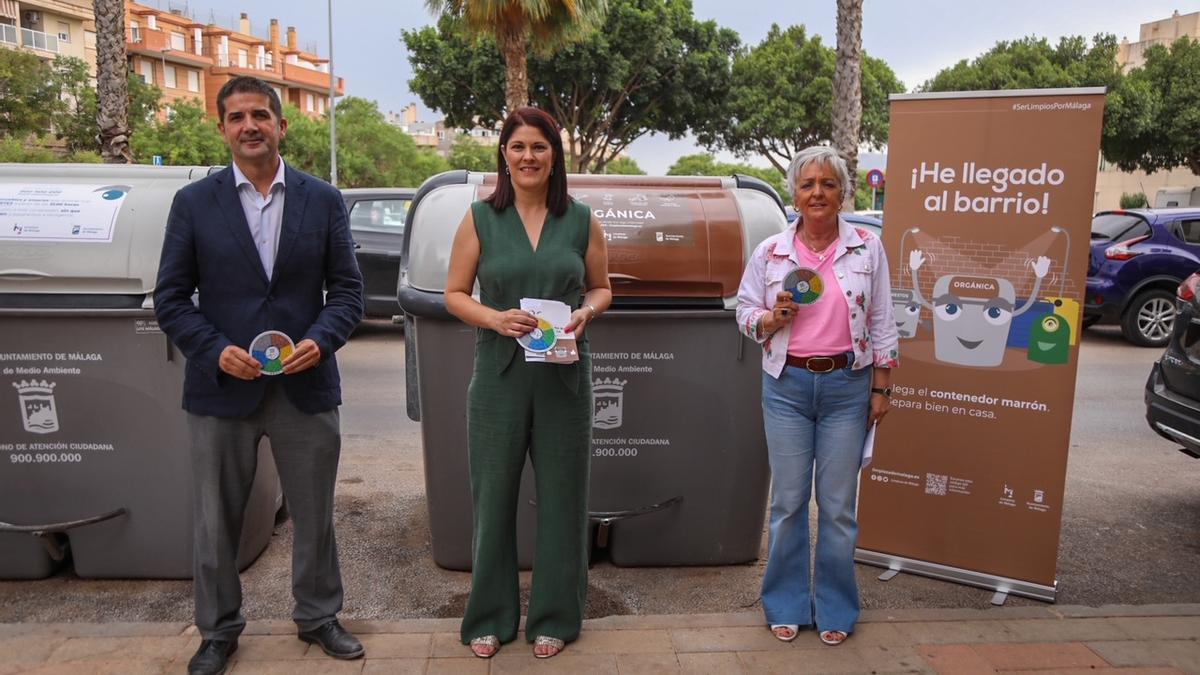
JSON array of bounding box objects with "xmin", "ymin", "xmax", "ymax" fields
[{"xmin": 925, "ymin": 473, "xmax": 948, "ymax": 496}]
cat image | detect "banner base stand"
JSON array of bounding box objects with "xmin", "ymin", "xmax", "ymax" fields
[{"xmin": 855, "ymin": 548, "xmax": 1057, "ymax": 603}]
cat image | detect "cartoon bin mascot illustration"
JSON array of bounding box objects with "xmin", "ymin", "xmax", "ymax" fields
[
  {"xmin": 1027, "ymin": 312, "xmax": 1071, "ymax": 364},
  {"xmin": 909, "ymin": 250, "xmax": 1052, "ymax": 367},
  {"xmin": 892, "ymin": 288, "xmax": 922, "ymax": 338}
]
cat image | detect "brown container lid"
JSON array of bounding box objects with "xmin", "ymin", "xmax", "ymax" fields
[{"xmin": 480, "ymin": 175, "xmax": 749, "ymax": 300}]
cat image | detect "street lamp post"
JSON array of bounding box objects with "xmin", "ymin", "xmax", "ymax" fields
[{"xmin": 327, "ymin": 0, "xmax": 337, "ymax": 187}]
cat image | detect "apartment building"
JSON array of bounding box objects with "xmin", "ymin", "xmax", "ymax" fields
[
  {"xmin": 125, "ymin": 1, "xmax": 343, "ymax": 120},
  {"xmin": 0, "ymin": 0, "xmax": 97, "ymax": 73},
  {"xmin": 1117, "ymin": 9, "xmax": 1200, "ymax": 69},
  {"xmin": 1095, "ymin": 9, "xmax": 1200, "ymax": 210},
  {"xmin": 386, "ymin": 103, "xmax": 503, "ymax": 156}
]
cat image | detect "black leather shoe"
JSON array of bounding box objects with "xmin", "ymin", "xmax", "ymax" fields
[
  {"xmin": 187, "ymin": 639, "xmax": 237, "ymax": 675},
  {"xmin": 298, "ymin": 620, "xmax": 364, "ymax": 659}
]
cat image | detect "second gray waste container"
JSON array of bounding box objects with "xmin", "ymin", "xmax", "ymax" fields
[
  {"xmin": 399, "ymin": 171, "xmax": 785, "ymax": 569},
  {"xmin": 0, "ymin": 164, "xmax": 281, "ymax": 579}
]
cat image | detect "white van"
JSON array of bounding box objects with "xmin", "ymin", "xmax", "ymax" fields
[{"xmin": 1154, "ymin": 186, "xmax": 1200, "ymax": 208}]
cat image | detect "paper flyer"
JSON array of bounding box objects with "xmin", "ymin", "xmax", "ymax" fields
[{"xmin": 518, "ymin": 298, "xmax": 579, "ymax": 364}]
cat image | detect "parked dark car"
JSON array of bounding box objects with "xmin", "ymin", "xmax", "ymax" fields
[
  {"xmin": 1145, "ymin": 271, "xmax": 1200, "ymax": 459},
  {"xmin": 1085, "ymin": 208, "xmax": 1200, "ymax": 346},
  {"xmin": 342, "ymin": 187, "xmax": 415, "ymax": 318},
  {"xmin": 786, "ymin": 207, "xmax": 883, "ymax": 237}
]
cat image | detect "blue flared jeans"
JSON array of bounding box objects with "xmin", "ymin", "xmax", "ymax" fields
[{"xmin": 760, "ymin": 360, "xmax": 871, "ymax": 634}]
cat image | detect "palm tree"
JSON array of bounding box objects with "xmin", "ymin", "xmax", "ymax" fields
[
  {"xmin": 425, "ymin": 0, "xmax": 608, "ymax": 114},
  {"xmin": 832, "ymin": 0, "xmax": 862, "ymax": 211},
  {"xmin": 93, "ymin": 0, "xmax": 132, "ymax": 162}
]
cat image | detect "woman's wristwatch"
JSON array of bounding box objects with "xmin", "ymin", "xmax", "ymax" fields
[{"xmin": 871, "ymin": 386, "xmax": 893, "ymax": 398}]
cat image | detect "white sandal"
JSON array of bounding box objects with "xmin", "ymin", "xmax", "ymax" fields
[
  {"xmin": 533, "ymin": 635, "xmax": 565, "ymax": 658},
  {"xmin": 770, "ymin": 624, "xmax": 799, "ymax": 642},
  {"xmin": 819, "ymin": 630, "xmax": 848, "ymax": 646}
]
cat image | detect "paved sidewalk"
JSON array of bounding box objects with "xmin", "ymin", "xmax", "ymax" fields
[{"xmin": 1, "ymin": 604, "xmax": 1197, "ymax": 674}]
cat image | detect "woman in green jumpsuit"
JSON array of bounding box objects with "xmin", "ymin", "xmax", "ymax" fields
[{"xmin": 444, "ymin": 107, "xmax": 612, "ymax": 659}]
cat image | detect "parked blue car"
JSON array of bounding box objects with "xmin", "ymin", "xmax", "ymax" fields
[{"xmin": 1085, "ymin": 208, "xmax": 1200, "ymax": 346}]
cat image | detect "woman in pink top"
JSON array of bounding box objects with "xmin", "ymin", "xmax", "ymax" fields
[{"xmin": 736, "ymin": 146, "xmax": 899, "ymax": 647}]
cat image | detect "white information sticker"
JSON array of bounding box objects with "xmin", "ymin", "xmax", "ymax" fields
[{"xmin": 0, "ymin": 183, "xmax": 132, "ymax": 243}]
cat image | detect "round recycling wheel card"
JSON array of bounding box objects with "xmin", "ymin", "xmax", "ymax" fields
[
  {"xmin": 783, "ymin": 268, "xmax": 824, "ymax": 305},
  {"xmin": 250, "ymin": 330, "xmax": 295, "ymax": 375},
  {"xmin": 516, "ymin": 318, "xmax": 557, "ymax": 353}
]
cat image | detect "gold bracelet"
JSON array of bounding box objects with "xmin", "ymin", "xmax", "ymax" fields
[{"xmin": 585, "ymin": 303, "xmax": 597, "ymax": 320}]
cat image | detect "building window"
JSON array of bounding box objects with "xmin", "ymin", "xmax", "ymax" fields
[
  {"xmin": 265, "ymin": 51, "xmax": 273, "ymax": 67},
  {"xmin": 193, "ymin": 27, "xmax": 202, "ymax": 55},
  {"xmin": 130, "ymin": 21, "xmax": 140, "ymax": 43},
  {"xmin": 169, "ymin": 31, "xmax": 184, "ymax": 50},
  {"xmin": 164, "ymin": 65, "xmax": 176, "ymax": 89},
  {"xmin": 272, "ymin": 86, "xmax": 283, "ymax": 103},
  {"xmin": 139, "ymin": 59, "xmax": 153, "ymax": 84},
  {"xmin": 317, "ymin": 97, "xmax": 325, "ymax": 114},
  {"xmin": 237, "ymin": 49, "xmax": 247, "ymax": 68},
  {"xmin": 57, "ymin": 21, "xmax": 70, "ymax": 43},
  {"xmin": 187, "ymin": 69, "xmax": 199, "ymax": 92},
  {"xmin": 84, "ymin": 30, "xmax": 95, "ymax": 48},
  {"xmin": 306, "ymin": 92, "xmax": 314, "ymax": 112},
  {"xmin": 146, "ymin": 15, "xmax": 156, "ymax": 30}
]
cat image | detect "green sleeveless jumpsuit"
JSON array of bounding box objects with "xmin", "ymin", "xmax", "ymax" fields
[{"xmin": 459, "ymin": 199, "xmax": 593, "ymax": 645}]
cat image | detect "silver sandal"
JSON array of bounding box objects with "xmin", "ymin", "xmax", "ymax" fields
[
  {"xmin": 533, "ymin": 635, "xmax": 565, "ymax": 659},
  {"xmin": 469, "ymin": 635, "xmax": 499, "ymax": 658}
]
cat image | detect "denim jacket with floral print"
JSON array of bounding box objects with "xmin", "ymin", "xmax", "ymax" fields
[{"xmin": 736, "ymin": 216, "xmax": 900, "ymax": 379}]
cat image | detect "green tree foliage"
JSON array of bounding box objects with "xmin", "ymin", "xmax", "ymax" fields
[
  {"xmin": 0, "ymin": 53, "xmax": 156, "ymax": 160},
  {"xmin": 132, "ymin": 99, "xmax": 226, "ymax": 165},
  {"xmin": 405, "ymin": 0, "xmax": 739, "ymax": 173},
  {"xmin": 0, "ymin": 52, "xmax": 78, "ymax": 139},
  {"xmin": 852, "ymin": 169, "xmax": 873, "ymax": 210},
  {"xmin": 423, "ymin": 0, "xmax": 608, "ymax": 112},
  {"xmin": 1119, "ymin": 192, "xmax": 1148, "ymax": 209},
  {"xmin": 0, "ymin": 138, "xmax": 60, "ymax": 162},
  {"xmin": 920, "ymin": 34, "xmax": 1122, "ymax": 92},
  {"xmin": 405, "ymin": 15, "xmax": 507, "ymax": 127},
  {"xmin": 60, "ymin": 73, "xmax": 161, "ymax": 155},
  {"xmin": 667, "ymin": 153, "xmax": 787, "ymax": 197},
  {"xmin": 696, "ymin": 24, "xmax": 903, "ymax": 174},
  {"xmin": 282, "ymin": 98, "xmax": 450, "ymax": 187},
  {"xmin": 599, "ymin": 156, "xmax": 645, "ymax": 174},
  {"xmin": 1103, "ymin": 37, "xmax": 1200, "ymax": 176},
  {"xmin": 447, "ymin": 133, "xmax": 497, "ymax": 171}
]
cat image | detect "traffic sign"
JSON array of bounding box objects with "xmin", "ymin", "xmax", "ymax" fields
[{"xmin": 866, "ymin": 169, "xmax": 884, "ymax": 188}]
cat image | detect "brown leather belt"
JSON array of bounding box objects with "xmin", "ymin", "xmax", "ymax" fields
[{"xmin": 785, "ymin": 353, "xmax": 850, "ymax": 373}]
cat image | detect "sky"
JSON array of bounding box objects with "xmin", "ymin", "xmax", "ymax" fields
[{"xmin": 155, "ymin": 0, "xmax": 1196, "ymax": 175}]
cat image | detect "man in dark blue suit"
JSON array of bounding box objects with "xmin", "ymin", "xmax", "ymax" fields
[{"xmin": 154, "ymin": 76, "xmax": 365, "ymax": 675}]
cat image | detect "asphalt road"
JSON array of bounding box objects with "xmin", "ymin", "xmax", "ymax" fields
[{"xmin": 1, "ymin": 320, "xmax": 1196, "ymax": 624}]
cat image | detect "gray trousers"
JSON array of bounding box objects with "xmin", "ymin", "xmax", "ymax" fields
[{"xmin": 187, "ymin": 383, "xmax": 344, "ymax": 641}]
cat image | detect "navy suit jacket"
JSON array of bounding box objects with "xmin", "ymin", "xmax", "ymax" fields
[{"xmin": 153, "ymin": 163, "xmax": 364, "ymax": 418}]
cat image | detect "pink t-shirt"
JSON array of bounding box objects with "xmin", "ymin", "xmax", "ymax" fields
[{"xmin": 787, "ymin": 233, "xmax": 853, "ymax": 358}]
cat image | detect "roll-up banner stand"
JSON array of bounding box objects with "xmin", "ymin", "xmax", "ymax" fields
[{"xmin": 856, "ymin": 88, "xmax": 1107, "ymax": 602}]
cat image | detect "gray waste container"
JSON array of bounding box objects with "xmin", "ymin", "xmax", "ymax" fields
[
  {"xmin": 398, "ymin": 171, "xmax": 785, "ymax": 569},
  {"xmin": 0, "ymin": 164, "xmax": 282, "ymax": 579}
]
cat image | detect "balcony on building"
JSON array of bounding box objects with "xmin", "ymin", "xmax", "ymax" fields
[
  {"xmin": 0, "ymin": 1, "xmax": 70, "ymax": 55},
  {"xmin": 126, "ymin": 30, "xmax": 211, "ymax": 69},
  {"xmin": 281, "ymin": 53, "xmax": 344, "ymax": 96}
]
